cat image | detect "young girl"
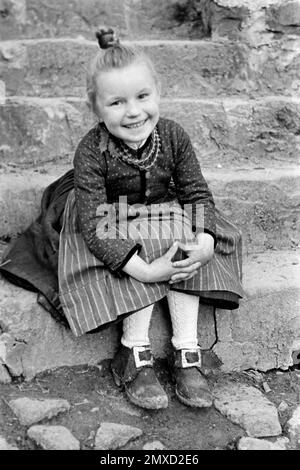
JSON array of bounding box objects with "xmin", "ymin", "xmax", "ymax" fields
[{"xmin": 58, "ymin": 28, "xmax": 244, "ymax": 410}]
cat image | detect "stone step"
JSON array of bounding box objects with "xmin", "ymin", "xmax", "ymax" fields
[
  {"xmin": 1, "ymin": 96, "xmax": 299, "ymax": 167},
  {"xmin": 0, "ymin": 37, "xmax": 298, "ymax": 98},
  {"xmin": 0, "ymin": 0, "xmax": 173, "ymax": 41},
  {"xmin": 1, "ymin": 0, "xmax": 298, "ymax": 43},
  {"xmin": 0, "ymin": 248, "xmax": 299, "ymax": 380},
  {"xmin": 0, "ymin": 166, "xmax": 299, "ymax": 254}
]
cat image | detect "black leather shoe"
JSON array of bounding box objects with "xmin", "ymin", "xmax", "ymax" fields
[
  {"xmin": 173, "ymin": 348, "xmax": 213, "ymax": 408},
  {"xmin": 111, "ymin": 345, "xmax": 168, "ymax": 410}
]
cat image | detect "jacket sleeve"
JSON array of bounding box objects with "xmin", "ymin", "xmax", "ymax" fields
[
  {"xmin": 172, "ymin": 124, "xmax": 217, "ymax": 245},
  {"xmin": 74, "ymin": 140, "xmax": 141, "ymax": 275}
]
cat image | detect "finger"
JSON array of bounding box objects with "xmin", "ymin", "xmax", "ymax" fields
[
  {"xmin": 172, "ymin": 258, "xmax": 201, "ymax": 269},
  {"xmin": 175, "ymin": 241, "xmax": 188, "ymax": 251},
  {"xmin": 165, "ymin": 242, "xmax": 179, "ymax": 260},
  {"xmin": 186, "ymin": 270, "xmax": 198, "ymax": 279},
  {"xmin": 176, "ymin": 271, "xmax": 197, "ymax": 282},
  {"xmin": 185, "ymin": 262, "xmax": 201, "ymax": 272},
  {"xmin": 169, "ymin": 270, "xmax": 197, "ymax": 284},
  {"xmin": 172, "ymin": 262, "xmax": 201, "ymax": 274},
  {"xmin": 171, "ymin": 269, "xmax": 198, "ymax": 282}
]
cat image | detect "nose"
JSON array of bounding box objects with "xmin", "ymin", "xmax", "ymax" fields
[{"xmin": 126, "ymin": 99, "xmax": 140, "ymax": 117}]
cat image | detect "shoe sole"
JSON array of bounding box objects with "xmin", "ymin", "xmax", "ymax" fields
[
  {"xmin": 111, "ymin": 368, "xmax": 168, "ymax": 410},
  {"xmin": 175, "ymin": 388, "xmax": 213, "ymax": 408},
  {"xmin": 126, "ymin": 388, "xmax": 169, "ymax": 410}
]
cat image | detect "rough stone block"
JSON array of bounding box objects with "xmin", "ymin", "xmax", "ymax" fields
[
  {"xmin": 205, "ymin": 0, "xmax": 250, "ymax": 41},
  {"xmin": 0, "ymin": 436, "xmax": 19, "ymax": 450},
  {"xmin": 5, "ymin": 35, "xmax": 295, "ymax": 99},
  {"xmin": 197, "ymin": 0, "xmax": 299, "ymax": 44},
  {"xmin": 213, "ymin": 379, "xmax": 282, "ymax": 437},
  {"xmin": 219, "ymin": 98, "xmax": 300, "ymax": 167},
  {"xmin": 213, "ymin": 251, "xmax": 300, "ymax": 371},
  {"xmin": 211, "ymin": 169, "xmax": 300, "ymax": 253},
  {"xmin": 0, "ymin": 98, "xmax": 93, "ymax": 165},
  {"xmin": 27, "ymin": 425, "xmax": 80, "ymax": 450},
  {"xmin": 2, "ymin": 97, "xmax": 299, "ymax": 168},
  {"xmin": 0, "ymin": 275, "xmax": 119, "ymax": 378},
  {"xmin": 249, "ymin": 38, "xmax": 300, "ymax": 96},
  {"xmin": 0, "ymin": 0, "xmax": 26, "ymax": 41},
  {"xmin": 287, "ymin": 406, "xmax": 300, "ymax": 449},
  {"xmin": 238, "ymin": 436, "xmax": 289, "ymax": 450},
  {"xmin": 95, "ymin": 422, "xmax": 143, "ymax": 450},
  {"xmin": 266, "ymin": 0, "xmax": 300, "ymax": 34},
  {"xmin": 0, "ymin": 0, "xmax": 127, "ymax": 40},
  {"xmin": 0, "ymin": 171, "xmax": 55, "ymax": 237},
  {"xmin": 163, "ymin": 99, "xmax": 300, "ymax": 168},
  {"xmin": 6, "ymin": 36, "xmax": 298, "ymax": 99},
  {"xmin": 0, "ymin": 39, "xmax": 250, "ymax": 98},
  {"xmin": 125, "ymin": 0, "xmax": 209, "ymax": 39},
  {"xmin": 8, "ymin": 397, "xmax": 70, "ymax": 426}
]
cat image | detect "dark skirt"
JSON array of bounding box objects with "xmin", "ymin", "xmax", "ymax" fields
[{"xmin": 59, "ymin": 190, "xmax": 244, "ymax": 337}]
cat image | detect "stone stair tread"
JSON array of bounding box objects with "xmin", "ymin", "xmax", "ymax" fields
[
  {"xmin": 1, "ymin": 248, "xmax": 298, "ymax": 303},
  {"xmin": 243, "ymin": 250, "xmax": 300, "ymax": 296},
  {"xmin": 1, "ymin": 164, "xmax": 299, "ymax": 204},
  {"xmin": 1, "ymin": 163, "xmax": 299, "ymax": 182},
  {"xmin": 1, "ymin": 165, "xmax": 299, "ymax": 253}
]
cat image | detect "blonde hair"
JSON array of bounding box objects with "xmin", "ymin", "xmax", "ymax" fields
[{"xmin": 86, "ymin": 28, "xmax": 159, "ymax": 114}]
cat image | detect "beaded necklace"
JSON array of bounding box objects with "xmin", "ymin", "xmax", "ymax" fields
[{"xmin": 113, "ymin": 128, "xmax": 161, "ymax": 171}]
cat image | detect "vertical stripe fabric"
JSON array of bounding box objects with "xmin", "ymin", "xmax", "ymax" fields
[{"xmin": 58, "ymin": 190, "xmax": 244, "ymax": 337}]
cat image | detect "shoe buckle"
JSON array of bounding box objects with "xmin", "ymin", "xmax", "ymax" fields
[
  {"xmin": 179, "ymin": 348, "xmax": 202, "ymax": 369},
  {"xmin": 132, "ymin": 346, "xmax": 153, "ymax": 368}
]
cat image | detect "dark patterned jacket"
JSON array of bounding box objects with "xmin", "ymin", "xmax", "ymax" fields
[{"xmin": 74, "ymin": 117, "xmax": 216, "ymax": 274}]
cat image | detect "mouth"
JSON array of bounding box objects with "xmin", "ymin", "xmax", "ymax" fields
[{"xmin": 123, "ymin": 119, "xmax": 148, "ymax": 129}]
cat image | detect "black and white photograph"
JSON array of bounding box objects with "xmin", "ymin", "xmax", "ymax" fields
[{"xmin": 0, "ymin": 0, "xmax": 299, "ymax": 456}]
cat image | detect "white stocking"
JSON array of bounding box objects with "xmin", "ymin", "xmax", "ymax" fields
[
  {"xmin": 167, "ymin": 291, "xmax": 199, "ymax": 350},
  {"xmin": 121, "ymin": 304, "xmax": 154, "ymax": 349}
]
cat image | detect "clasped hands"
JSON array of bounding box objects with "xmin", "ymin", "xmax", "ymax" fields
[{"xmin": 148, "ymin": 233, "xmax": 215, "ymax": 284}]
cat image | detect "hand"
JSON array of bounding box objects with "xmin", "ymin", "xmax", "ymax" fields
[
  {"xmin": 147, "ymin": 242, "xmax": 201, "ymax": 283},
  {"xmin": 169, "ymin": 233, "xmax": 214, "ymax": 284}
]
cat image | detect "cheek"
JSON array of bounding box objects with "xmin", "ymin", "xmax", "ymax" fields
[
  {"xmin": 150, "ymin": 101, "xmax": 160, "ymax": 116},
  {"xmin": 106, "ymin": 111, "xmax": 123, "ymax": 127}
]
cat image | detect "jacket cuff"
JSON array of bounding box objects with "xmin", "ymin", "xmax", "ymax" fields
[{"xmin": 113, "ymin": 244, "xmax": 142, "ymax": 275}]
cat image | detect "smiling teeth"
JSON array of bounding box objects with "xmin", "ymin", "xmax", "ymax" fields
[{"xmin": 126, "ymin": 120, "xmax": 146, "ymax": 129}]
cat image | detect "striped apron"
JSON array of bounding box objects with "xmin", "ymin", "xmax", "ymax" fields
[{"xmin": 58, "ymin": 190, "xmax": 244, "ymax": 337}]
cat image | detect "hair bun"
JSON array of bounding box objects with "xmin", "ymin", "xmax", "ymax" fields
[{"xmin": 95, "ymin": 27, "xmax": 119, "ymax": 49}]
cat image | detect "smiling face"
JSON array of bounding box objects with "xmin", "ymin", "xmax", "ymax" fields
[{"xmin": 94, "ymin": 61, "xmax": 160, "ymax": 147}]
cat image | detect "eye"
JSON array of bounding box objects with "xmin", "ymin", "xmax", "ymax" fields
[
  {"xmin": 138, "ymin": 92, "xmax": 150, "ymax": 100},
  {"xmin": 110, "ymin": 100, "xmax": 121, "ymax": 106}
]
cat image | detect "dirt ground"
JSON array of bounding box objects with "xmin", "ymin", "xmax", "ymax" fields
[{"xmin": 0, "ymin": 359, "xmax": 300, "ymax": 451}]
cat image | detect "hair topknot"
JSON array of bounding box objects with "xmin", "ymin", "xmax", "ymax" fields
[{"xmin": 95, "ymin": 27, "xmax": 120, "ymax": 49}]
